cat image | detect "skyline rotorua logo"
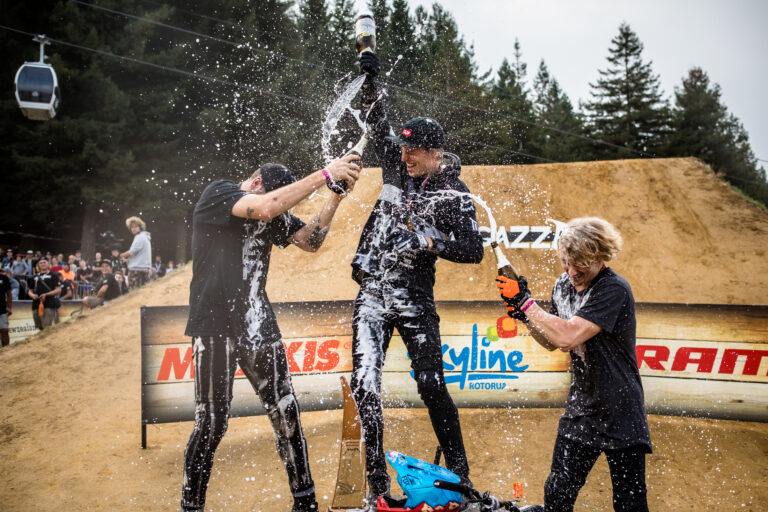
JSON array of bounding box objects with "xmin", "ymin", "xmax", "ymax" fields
[
  {"xmin": 440, "ymin": 318, "xmax": 529, "ymax": 391},
  {"xmin": 480, "ymin": 218, "xmax": 567, "ymax": 250}
]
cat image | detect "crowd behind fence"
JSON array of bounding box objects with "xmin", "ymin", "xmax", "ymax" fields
[{"xmin": 1, "ymin": 247, "xmax": 177, "ymax": 303}]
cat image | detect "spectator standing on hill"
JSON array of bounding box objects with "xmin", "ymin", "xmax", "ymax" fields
[
  {"xmin": 0, "ymin": 267, "xmax": 12, "ymax": 347},
  {"xmin": 83, "ymin": 261, "xmax": 123, "ymax": 309},
  {"xmin": 497, "ymin": 217, "xmax": 651, "ymax": 512},
  {"xmin": 28, "ymin": 259, "xmax": 61, "ymax": 330},
  {"xmin": 166, "ymin": 260, "xmax": 175, "ymax": 273},
  {"xmin": 120, "ymin": 216, "xmax": 152, "ymax": 289}
]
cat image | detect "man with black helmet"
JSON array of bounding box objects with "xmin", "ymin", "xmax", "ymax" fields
[
  {"xmin": 181, "ymin": 157, "xmax": 360, "ymax": 512},
  {"xmin": 352, "ymin": 51, "xmax": 484, "ymax": 503}
]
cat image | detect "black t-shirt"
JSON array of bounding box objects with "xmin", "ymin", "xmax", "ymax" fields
[
  {"xmin": 185, "ymin": 180, "xmax": 249, "ymax": 338},
  {"xmin": 550, "ymin": 267, "xmax": 652, "ymax": 452},
  {"xmin": 76, "ymin": 266, "xmax": 93, "ymax": 282},
  {"xmin": 59, "ymin": 279, "xmax": 73, "ymax": 300},
  {"xmin": 97, "ymin": 273, "xmax": 123, "ymax": 300},
  {"xmin": 28, "ymin": 272, "xmax": 61, "ymax": 309},
  {"xmin": 241, "ymin": 210, "xmax": 305, "ymax": 347},
  {"xmin": 0, "ymin": 274, "xmax": 11, "ymax": 314}
]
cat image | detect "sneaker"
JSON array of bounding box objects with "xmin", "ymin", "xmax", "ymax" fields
[{"xmin": 518, "ymin": 505, "xmax": 544, "ymax": 512}]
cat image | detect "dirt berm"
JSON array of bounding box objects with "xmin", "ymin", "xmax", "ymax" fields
[{"xmin": 0, "ymin": 157, "xmax": 766, "ymax": 512}]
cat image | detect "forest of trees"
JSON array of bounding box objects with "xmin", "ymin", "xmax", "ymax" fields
[{"xmin": 1, "ymin": 0, "xmax": 766, "ymax": 261}]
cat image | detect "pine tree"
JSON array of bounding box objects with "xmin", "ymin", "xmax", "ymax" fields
[
  {"xmin": 367, "ymin": 0, "xmax": 390, "ymax": 60},
  {"xmin": 329, "ymin": 0, "xmax": 357, "ymax": 72},
  {"xmin": 585, "ymin": 22, "xmax": 670, "ymax": 157},
  {"xmin": 668, "ymin": 67, "xmax": 768, "ymax": 205},
  {"xmin": 531, "ymin": 60, "xmax": 586, "ymax": 162}
]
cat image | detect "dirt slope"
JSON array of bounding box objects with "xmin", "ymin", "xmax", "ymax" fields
[{"xmin": 1, "ymin": 157, "xmax": 767, "ymax": 512}]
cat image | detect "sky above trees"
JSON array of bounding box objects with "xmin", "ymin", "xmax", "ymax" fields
[{"xmin": 370, "ymin": 0, "xmax": 768, "ymax": 164}]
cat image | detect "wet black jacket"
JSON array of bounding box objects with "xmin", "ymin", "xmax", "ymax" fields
[{"xmin": 351, "ymin": 91, "xmax": 483, "ymax": 297}]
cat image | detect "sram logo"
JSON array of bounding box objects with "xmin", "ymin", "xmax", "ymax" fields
[
  {"xmin": 156, "ymin": 339, "xmax": 342, "ymax": 381},
  {"xmin": 637, "ymin": 345, "xmax": 768, "ymax": 377},
  {"xmin": 480, "ymin": 218, "xmax": 567, "ymax": 250}
]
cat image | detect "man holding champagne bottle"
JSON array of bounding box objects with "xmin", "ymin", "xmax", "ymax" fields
[
  {"xmin": 496, "ymin": 217, "xmax": 651, "ymax": 512},
  {"xmin": 181, "ymin": 157, "xmax": 360, "ymax": 512},
  {"xmin": 350, "ymin": 50, "xmax": 484, "ymax": 504}
]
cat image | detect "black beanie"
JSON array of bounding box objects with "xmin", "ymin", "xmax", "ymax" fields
[{"xmin": 260, "ymin": 163, "xmax": 296, "ymax": 192}]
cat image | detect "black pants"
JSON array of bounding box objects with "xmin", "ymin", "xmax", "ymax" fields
[
  {"xmin": 350, "ymin": 282, "xmax": 468, "ymax": 495},
  {"xmin": 544, "ymin": 434, "xmax": 649, "ymax": 512},
  {"xmin": 181, "ymin": 336, "xmax": 314, "ymax": 512}
]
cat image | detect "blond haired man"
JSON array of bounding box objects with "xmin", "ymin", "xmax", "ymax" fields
[
  {"xmin": 120, "ymin": 216, "xmax": 151, "ymax": 288},
  {"xmin": 497, "ymin": 217, "xmax": 651, "ymax": 512}
]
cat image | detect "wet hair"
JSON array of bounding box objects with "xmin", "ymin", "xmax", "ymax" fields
[{"xmin": 557, "ymin": 217, "xmax": 623, "ymax": 267}]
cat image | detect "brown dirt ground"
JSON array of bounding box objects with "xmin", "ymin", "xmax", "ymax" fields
[{"xmin": 1, "ymin": 158, "xmax": 767, "ymax": 511}]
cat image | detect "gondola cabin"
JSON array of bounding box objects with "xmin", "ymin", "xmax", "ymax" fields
[
  {"xmin": 14, "ymin": 35, "xmax": 61, "ymax": 121},
  {"xmin": 15, "ymin": 63, "xmax": 61, "ymax": 121}
]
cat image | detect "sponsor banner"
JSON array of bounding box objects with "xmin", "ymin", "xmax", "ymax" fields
[
  {"xmin": 479, "ymin": 218, "xmax": 568, "ymax": 250},
  {"xmin": 141, "ymin": 302, "xmax": 768, "ymax": 425},
  {"xmin": 8, "ymin": 300, "xmax": 82, "ymax": 344}
]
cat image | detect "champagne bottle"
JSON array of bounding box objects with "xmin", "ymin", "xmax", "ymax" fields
[
  {"xmin": 491, "ymin": 241, "xmax": 520, "ymax": 280},
  {"xmin": 355, "ymin": 14, "xmax": 376, "ymax": 56},
  {"xmin": 333, "ymin": 133, "xmax": 368, "ymax": 193}
]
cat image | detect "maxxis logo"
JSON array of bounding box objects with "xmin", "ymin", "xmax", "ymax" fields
[{"xmin": 480, "ymin": 218, "xmax": 567, "ymax": 250}]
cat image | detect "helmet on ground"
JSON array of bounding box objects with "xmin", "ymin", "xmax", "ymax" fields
[{"xmin": 382, "ymin": 450, "xmax": 463, "ymax": 511}]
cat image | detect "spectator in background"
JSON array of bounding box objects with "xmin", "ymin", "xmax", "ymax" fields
[
  {"xmin": 114, "ymin": 272, "xmax": 129, "ymax": 295},
  {"xmin": 120, "ymin": 216, "xmax": 152, "ymax": 289},
  {"xmin": 153, "ymin": 255, "xmax": 166, "ymax": 279},
  {"xmin": 24, "ymin": 250, "xmax": 35, "ymax": 278},
  {"xmin": 83, "ymin": 261, "xmax": 123, "ymax": 309},
  {"xmin": 50, "ymin": 256, "xmax": 62, "ymax": 273},
  {"xmin": 75, "ymin": 259, "xmax": 94, "ymax": 296},
  {"xmin": 75, "ymin": 259, "xmax": 93, "ymax": 283},
  {"xmin": 28, "ymin": 259, "xmax": 60, "ymax": 330},
  {"xmin": 91, "ymin": 253, "xmax": 104, "ymax": 283},
  {"xmin": 0, "ymin": 266, "xmax": 12, "ymax": 347},
  {"xmin": 67, "ymin": 254, "xmax": 76, "ymax": 269},
  {"xmin": 54, "ymin": 274, "xmax": 74, "ymax": 324},
  {"xmin": 60, "ymin": 264, "xmax": 76, "ymax": 282},
  {"xmin": 12, "ymin": 254, "xmax": 29, "ymax": 281},
  {"xmin": 74, "ymin": 250, "xmax": 82, "ymax": 266},
  {"xmin": 3, "ymin": 267, "xmax": 20, "ymax": 301},
  {"xmin": 166, "ymin": 260, "xmax": 175, "ymax": 273},
  {"xmin": 1, "ymin": 249, "xmax": 13, "ymax": 267},
  {"xmin": 108, "ymin": 248, "xmax": 125, "ymax": 274}
]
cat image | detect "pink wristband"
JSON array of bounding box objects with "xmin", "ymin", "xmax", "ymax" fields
[
  {"xmin": 521, "ymin": 299, "xmax": 535, "ymax": 312},
  {"xmin": 320, "ymin": 169, "xmax": 332, "ymax": 184}
]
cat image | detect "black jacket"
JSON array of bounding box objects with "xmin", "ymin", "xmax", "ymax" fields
[{"xmin": 351, "ymin": 86, "xmax": 483, "ymax": 296}]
